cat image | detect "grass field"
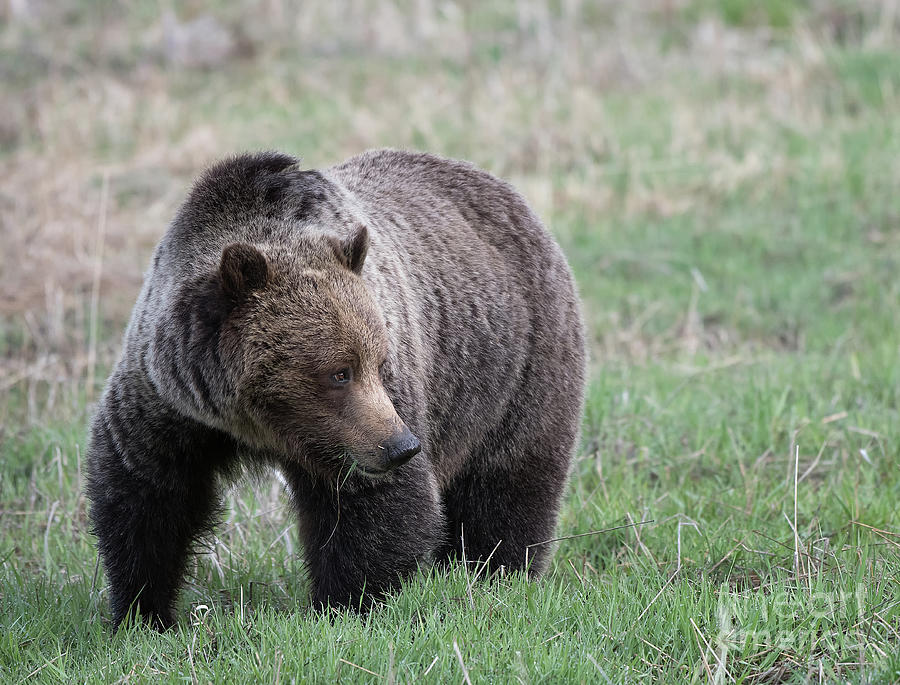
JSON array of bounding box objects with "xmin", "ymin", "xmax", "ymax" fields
[{"xmin": 2, "ymin": 1, "xmax": 899, "ymax": 682}]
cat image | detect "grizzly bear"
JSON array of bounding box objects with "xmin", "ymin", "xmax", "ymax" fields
[{"xmin": 86, "ymin": 149, "xmax": 586, "ymax": 629}]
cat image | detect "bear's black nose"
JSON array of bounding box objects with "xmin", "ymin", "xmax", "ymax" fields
[{"xmin": 382, "ymin": 426, "xmax": 421, "ymax": 469}]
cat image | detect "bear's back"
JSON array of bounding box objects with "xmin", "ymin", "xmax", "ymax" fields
[{"xmin": 328, "ymin": 150, "xmax": 584, "ymax": 481}]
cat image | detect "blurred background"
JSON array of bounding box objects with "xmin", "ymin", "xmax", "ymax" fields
[{"xmin": 3, "ymin": 0, "xmax": 898, "ymax": 411}]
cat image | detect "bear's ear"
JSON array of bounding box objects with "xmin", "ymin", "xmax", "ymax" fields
[
  {"xmin": 220, "ymin": 243, "xmax": 269, "ymax": 298},
  {"xmin": 338, "ymin": 223, "xmax": 369, "ymax": 275}
]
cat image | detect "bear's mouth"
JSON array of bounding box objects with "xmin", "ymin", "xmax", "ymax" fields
[{"xmin": 348, "ymin": 461, "xmax": 391, "ymax": 480}]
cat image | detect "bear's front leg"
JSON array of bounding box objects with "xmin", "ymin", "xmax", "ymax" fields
[
  {"xmin": 86, "ymin": 391, "xmax": 235, "ymax": 630},
  {"xmin": 284, "ymin": 458, "xmax": 444, "ymax": 610}
]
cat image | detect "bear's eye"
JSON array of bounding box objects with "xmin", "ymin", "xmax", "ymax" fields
[{"xmin": 330, "ymin": 368, "xmax": 352, "ymax": 386}]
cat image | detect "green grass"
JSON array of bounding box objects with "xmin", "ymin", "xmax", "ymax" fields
[{"xmin": 2, "ymin": 1, "xmax": 900, "ymax": 682}]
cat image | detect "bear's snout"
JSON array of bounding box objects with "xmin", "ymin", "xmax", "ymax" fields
[{"xmin": 380, "ymin": 425, "xmax": 421, "ymax": 470}]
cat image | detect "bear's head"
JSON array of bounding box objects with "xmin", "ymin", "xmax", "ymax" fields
[{"xmin": 216, "ymin": 224, "xmax": 421, "ymax": 479}]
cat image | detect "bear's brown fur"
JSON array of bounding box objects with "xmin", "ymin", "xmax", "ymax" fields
[{"xmin": 86, "ymin": 149, "xmax": 586, "ymax": 629}]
